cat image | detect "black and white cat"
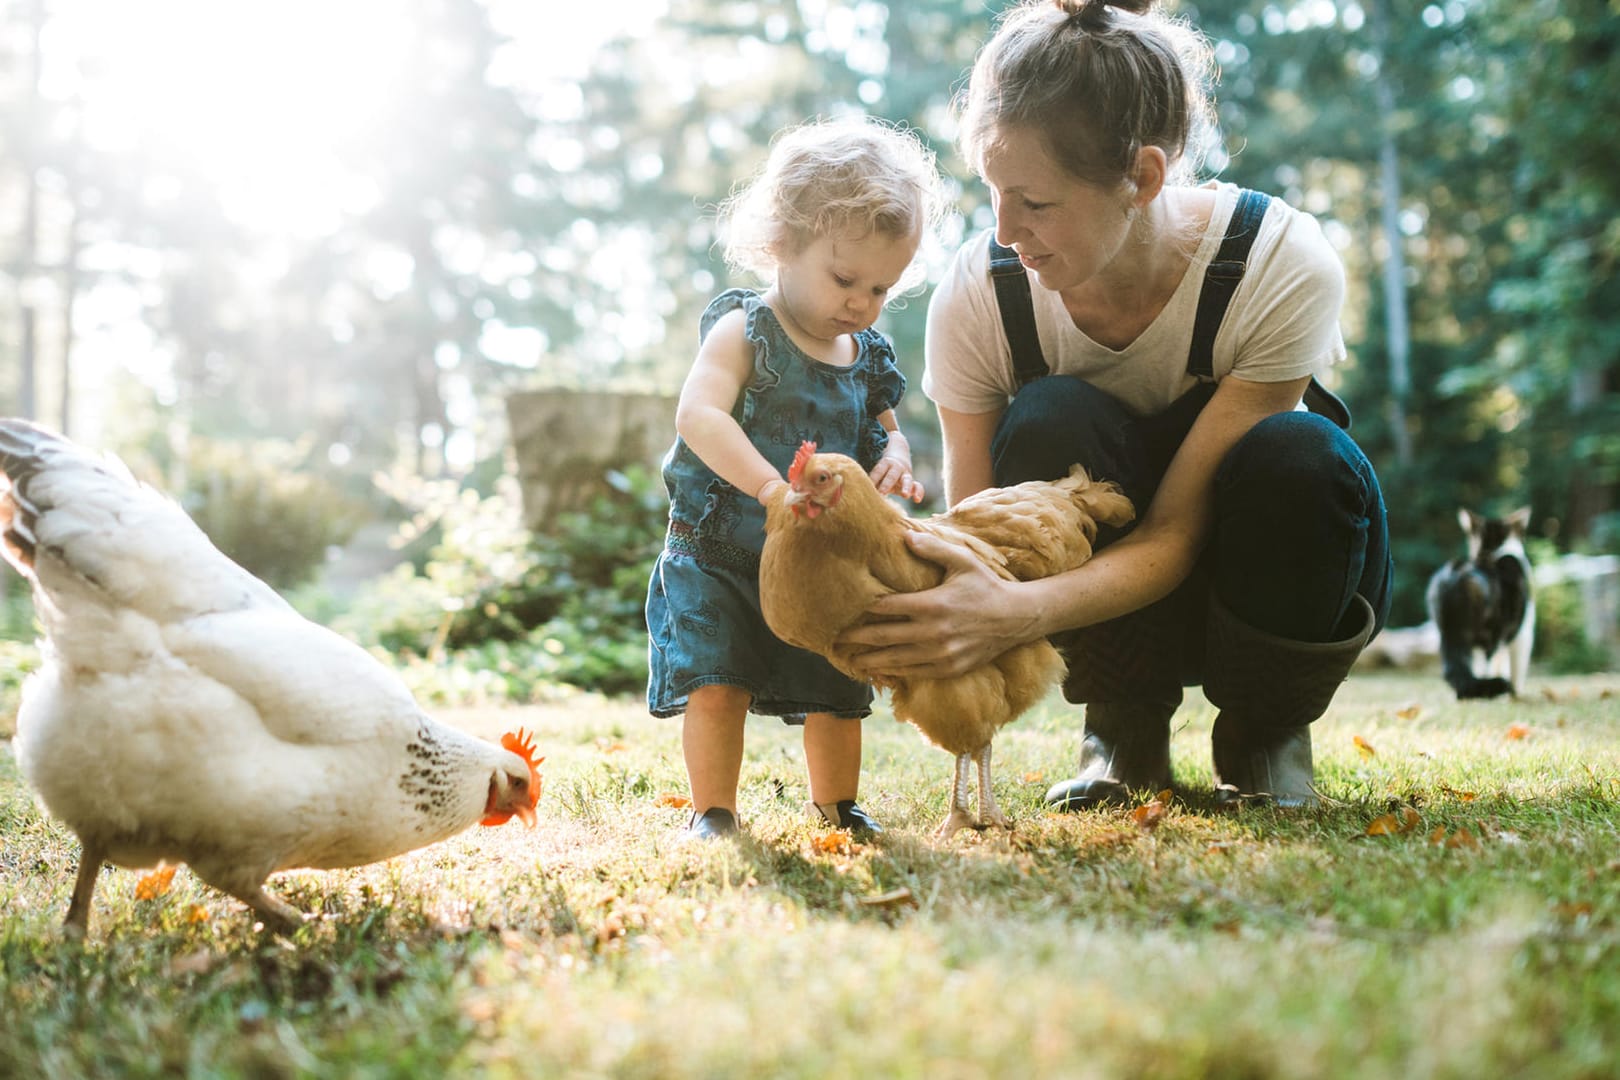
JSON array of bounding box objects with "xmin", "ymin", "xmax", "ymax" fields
[{"xmin": 1425, "ymin": 507, "xmax": 1535, "ymax": 699}]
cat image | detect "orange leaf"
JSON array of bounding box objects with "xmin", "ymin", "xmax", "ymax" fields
[
  {"xmin": 135, "ymin": 864, "xmax": 176, "ymax": 901},
  {"xmin": 1395, "ymin": 704, "xmax": 1423, "ymax": 721},
  {"xmin": 1132, "ymin": 801, "xmax": 1166, "ymax": 832},
  {"xmin": 1365, "ymin": 806, "xmax": 1420, "ymax": 836},
  {"xmin": 810, "ymin": 832, "xmax": 855, "ymax": 856},
  {"xmin": 1445, "ymin": 827, "xmax": 1481, "ymax": 850},
  {"xmin": 1553, "ymin": 901, "xmax": 1593, "ymax": 921},
  {"xmin": 656, "ymin": 793, "xmax": 693, "ymax": 809},
  {"xmin": 1353, "ymin": 735, "xmax": 1377, "ymax": 758},
  {"xmin": 186, "ymin": 905, "xmax": 211, "ymax": 924},
  {"xmin": 1505, "ymin": 723, "xmax": 1532, "ymax": 740},
  {"xmin": 1439, "ymin": 784, "xmax": 1478, "ymax": 802},
  {"xmin": 1022, "ymin": 771, "xmax": 1044, "ymax": 784},
  {"xmin": 595, "ymin": 739, "xmax": 629, "ymax": 753}
]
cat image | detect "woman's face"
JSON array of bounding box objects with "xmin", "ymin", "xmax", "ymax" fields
[{"xmin": 980, "ymin": 127, "xmax": 1135, "ymax": 295}]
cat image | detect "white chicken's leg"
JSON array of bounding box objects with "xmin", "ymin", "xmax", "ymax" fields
[
  {"xmin": 192, "ymin": 864, "xmax": 306, "ymax": 934},
  {"xmin": 935, "ymin": 753, "xmax": 978, "ymax": 838},
  {"xmin": 63, "ymin": 843, "xmax": 106, "ymax": 938},
  {"xmin": 974, "ymin": 742, "xmax": 1010, "ymax": 830}
]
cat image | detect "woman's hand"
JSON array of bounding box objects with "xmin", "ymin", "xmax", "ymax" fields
[{"xmin": 835, "ymin": 530, "xmax": 1043, "ymax": 679}]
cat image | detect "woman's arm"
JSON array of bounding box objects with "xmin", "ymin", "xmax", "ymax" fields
[
  {"xmin": 674, "ymin": 309, "xmax": 784, "ymax": 503},
  {"xmin": 839, "ymin": 374, "xmax": 1311, "ymax": 679},
  {"xmin": 937, "ymin": 404, "xmax": 1001, "ymax": 507}
]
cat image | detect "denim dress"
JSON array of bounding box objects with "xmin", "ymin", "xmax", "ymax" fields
[{"xmin": 646, "ymin": 289, "xmax": 906, "ymax": 721}]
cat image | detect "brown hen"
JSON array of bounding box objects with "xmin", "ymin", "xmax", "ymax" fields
[{"xmin": 760, "ymin": 442, "xmax": 1134, "ymax": 836}]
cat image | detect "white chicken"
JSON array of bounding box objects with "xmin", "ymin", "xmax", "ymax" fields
[{"xmin": 0, "ymin": 419, "xmax": 543, "ymax": 936}]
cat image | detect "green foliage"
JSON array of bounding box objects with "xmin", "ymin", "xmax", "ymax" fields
[
  {"xmin": 0, "ymin": 640, "xmax": 38, "ymax": 737},
  {"xmin": 179, "ymin": 437, "xmax": 365, "ymax": 591},
  {"xmin": 342, "ymin": 465, "xmax": 666, "ymax": 700}
]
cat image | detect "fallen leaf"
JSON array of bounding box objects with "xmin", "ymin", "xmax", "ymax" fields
[
  {"xmin": 1553, "ymin": 901, "xmax": 1593, "ymax": 921},
  {"xmin": 1540, "ymin": 688, "xmax": 1559, "ymax": 702},
  {"xmin": 655, "ymin": 793, "xmax": 693, "ymax": 809},
  {"xmin": 1022, "ymin": 771, "xmax": 1044, "ymax": 784},
  {"xmin": 1395, "ymin": 704, "xmax": 1423, "ymax": 721},
  {"xmin": 810, "ymin": 832, "xmax": 856, "ymax": 856},
  {"xmin": 1427, "ymin": 826, "xmax": 1481, "ymax": 850},
  {"xmin": 860, "ymin": 887, "xmax": 918, "ymax": 910},
  {"xmin": 1365, "ymin": 806, "xmax": 1421, "ymax": 836},
  {"xmin": 1439, "ymin": 784, "xmax": 1478, "ymax": 801},
  {"xmin": 1600, "ymin": 689, "xmax": 1613, "ymax": 701},
  {"xmin": 595, "ymin": 739, "xmax": 629, "ymax": 754},
  {"xmin": 1505, "ymin": 723, "xmax": 1531, "ymax": 740},
  {"xmin": 1132, "ymin": 801, "xmax": 1167, "ymax": 833},
  {"xmin": 135, "ymin": 864, "xmax": 176, "ymax": 901},
  {"xmin": 186, "ymin": 905, "xmax": 211, "ymax": 924},
  {"xmin": 1353, "ymin": 734, "xmax": 1377, "ymax": 758}
]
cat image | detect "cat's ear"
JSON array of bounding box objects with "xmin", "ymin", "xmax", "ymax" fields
[
  {"xmin": 1506, "ymin": 506, "xmax": 1531, "ymax": 534},
  {"xmin": 1458, "ymin": 508, "xmax": 1477, "ymax": 534}
]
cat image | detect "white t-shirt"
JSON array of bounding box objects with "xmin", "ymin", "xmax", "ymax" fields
[{"xmin": 922, "ymin": 182, "xmax": 1348, "ymax": 418}]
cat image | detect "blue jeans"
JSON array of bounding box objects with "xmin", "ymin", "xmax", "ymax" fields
[{"xmin": 990, "ymin": 376, "xmax": 1392, "ymax": 680}]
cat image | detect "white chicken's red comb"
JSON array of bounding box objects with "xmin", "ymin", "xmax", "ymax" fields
[{"xmin": 788, "ymin": 441, "xmax": 817, "ymax": 485}]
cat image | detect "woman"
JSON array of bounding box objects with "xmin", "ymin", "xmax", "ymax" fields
[{"xmin": 839, "ymin": 0, "xmax": 1393, "ymax": 808}]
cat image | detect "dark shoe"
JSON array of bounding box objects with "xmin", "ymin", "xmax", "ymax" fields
[
  {"xmin": 681, "ymin": 807, "xmax": 739, "ymax": 841},
  {"xmin": 1203, "ymin": 593, "xmax": 1376, "ymax": 809},
  {"xmin": 1044, "ymin": 701, "xmax": 1174, "ymax": 811},
  {"xmin": 1211, "ymin": 724, "xmax": 1316, "ymax": 809},
  {"xmin": 811, "ymin": 800, "xmax": 883, "ymax": 838}
]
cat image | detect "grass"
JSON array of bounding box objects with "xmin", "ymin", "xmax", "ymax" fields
[{"xmin": 2, "ymin": 671, "xmax": 1618, "ymax": 1078}]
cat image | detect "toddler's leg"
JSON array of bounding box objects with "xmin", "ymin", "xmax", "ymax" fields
[
  {"xmin": 683, "ymin": 684, "xmax": 749, "ymax": 816},
  {"xmin": 804, "ymin": 714, "xmax": 882, "ymax": 836},
  {"xmin": 803, "ymin": 713, "xmax": 862, "ymax": 807}
]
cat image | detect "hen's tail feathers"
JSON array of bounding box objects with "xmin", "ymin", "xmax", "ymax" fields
[
  {"xmin": 1063, "ymin": 465, "xmax": 1135, "ymax": 532},
  {"xmin": 0, "ymin": 419, "xmax": 71, "ymax": 577}
]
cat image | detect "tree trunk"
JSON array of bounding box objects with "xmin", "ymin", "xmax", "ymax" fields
[{"xmin": 1371, "ymin": 0, "xmax": 1413, "ymax": 467}]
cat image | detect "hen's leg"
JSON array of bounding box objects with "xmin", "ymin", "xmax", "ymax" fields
[
  {"xmin": 63, "ymin": 842, "xmax": 106, "ymax": 938},
  {"xmin": 934, "ymin": 753, "xmax": 978, "ymax": 838},
  {"xmin": 192, "ymin": 864, "xmax": 306, "ymax": 934},
  {"xmin": 974, "ymin": 742, "xmax": 1010, "ymax": 830}
]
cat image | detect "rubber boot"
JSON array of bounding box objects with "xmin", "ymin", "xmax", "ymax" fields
[
  {"xmin": 1203, "ymin": 594, "xmax": 1376, "ymax": 808},
  {"xmin": 1044, "ymin": 599, "xmax": 1182, "ymax": 810}
]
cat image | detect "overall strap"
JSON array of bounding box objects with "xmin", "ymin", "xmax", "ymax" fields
[
  {"xmin": 1187, "ymin": 188, "xmax": 1270, "ymax": 381},
  {"xmin": 1188, "ymin": 188, "xmax": 1352, "ymax": 429},
  {"xmin": 988, "ymin": 239, "xmax": 1050, "ymax": 388}
]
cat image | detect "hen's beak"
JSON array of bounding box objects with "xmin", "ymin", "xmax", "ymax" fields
[{"xmin": 516, "ymin": 803, "xmax": 538, "ymax": 828}]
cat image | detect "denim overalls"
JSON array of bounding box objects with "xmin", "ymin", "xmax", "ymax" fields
[{"xmin": 646, "ymin": 289, "xmax": 906, "ymax": 720}]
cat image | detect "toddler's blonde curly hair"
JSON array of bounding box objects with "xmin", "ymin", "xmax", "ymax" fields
[{"xmin": 720, "ymin": 117, "xmax": 946, "ymax": 293}]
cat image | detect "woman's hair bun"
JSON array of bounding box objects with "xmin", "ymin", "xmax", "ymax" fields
[{"xmin": 1054, "ymin": 0, "xmax": 1153, "ymax": 24}]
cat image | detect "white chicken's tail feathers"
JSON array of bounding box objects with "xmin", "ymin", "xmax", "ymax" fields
[
  {"xmin": 0, "ymin": 419, "xmax": 83, "ymax": 578},
  {"xmin": 0, "ymin": 417, "xmax": 286, "ymax": 623}
]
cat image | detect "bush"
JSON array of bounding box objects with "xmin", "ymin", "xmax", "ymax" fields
[
  {"xmin": 181, "ymin": 436, "xmax": 364, "ymax": 590},
  {"xmin": 343, "ymin": 465, "xmax": 667, "ymax": 699}
]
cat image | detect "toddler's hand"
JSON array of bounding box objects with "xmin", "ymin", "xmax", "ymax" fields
[{"xmin": 871, "ymin": 454, "xmax": 925, "ymax": 504}]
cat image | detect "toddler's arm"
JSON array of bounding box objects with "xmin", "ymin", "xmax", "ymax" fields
[
  {"xmin": 675, "ymin": 308, "xmax": 786, "ymax": 505},
  {"xmin": 869, "ymin": 411, "xmax": 924, "ymax": 503}
]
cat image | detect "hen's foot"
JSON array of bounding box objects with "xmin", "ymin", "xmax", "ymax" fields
[{"xmin": 933, "ymin": 808, "xmax": 979, "ymax": 838}]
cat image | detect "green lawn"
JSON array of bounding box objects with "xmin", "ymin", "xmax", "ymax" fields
[{"xmin": 3, "ymin": 671, "xmax": 1618, "ymax": 1078}]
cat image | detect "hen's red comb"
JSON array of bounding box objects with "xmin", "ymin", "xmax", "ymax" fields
[{"xmin": 788, "ymin": 441, "xmax": 817, "ymax": 485}]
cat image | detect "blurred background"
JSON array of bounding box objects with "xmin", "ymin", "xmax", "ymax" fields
[{"xmin": 1, "ymin": 0, "xmax": 1616, "ymax": 704}]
